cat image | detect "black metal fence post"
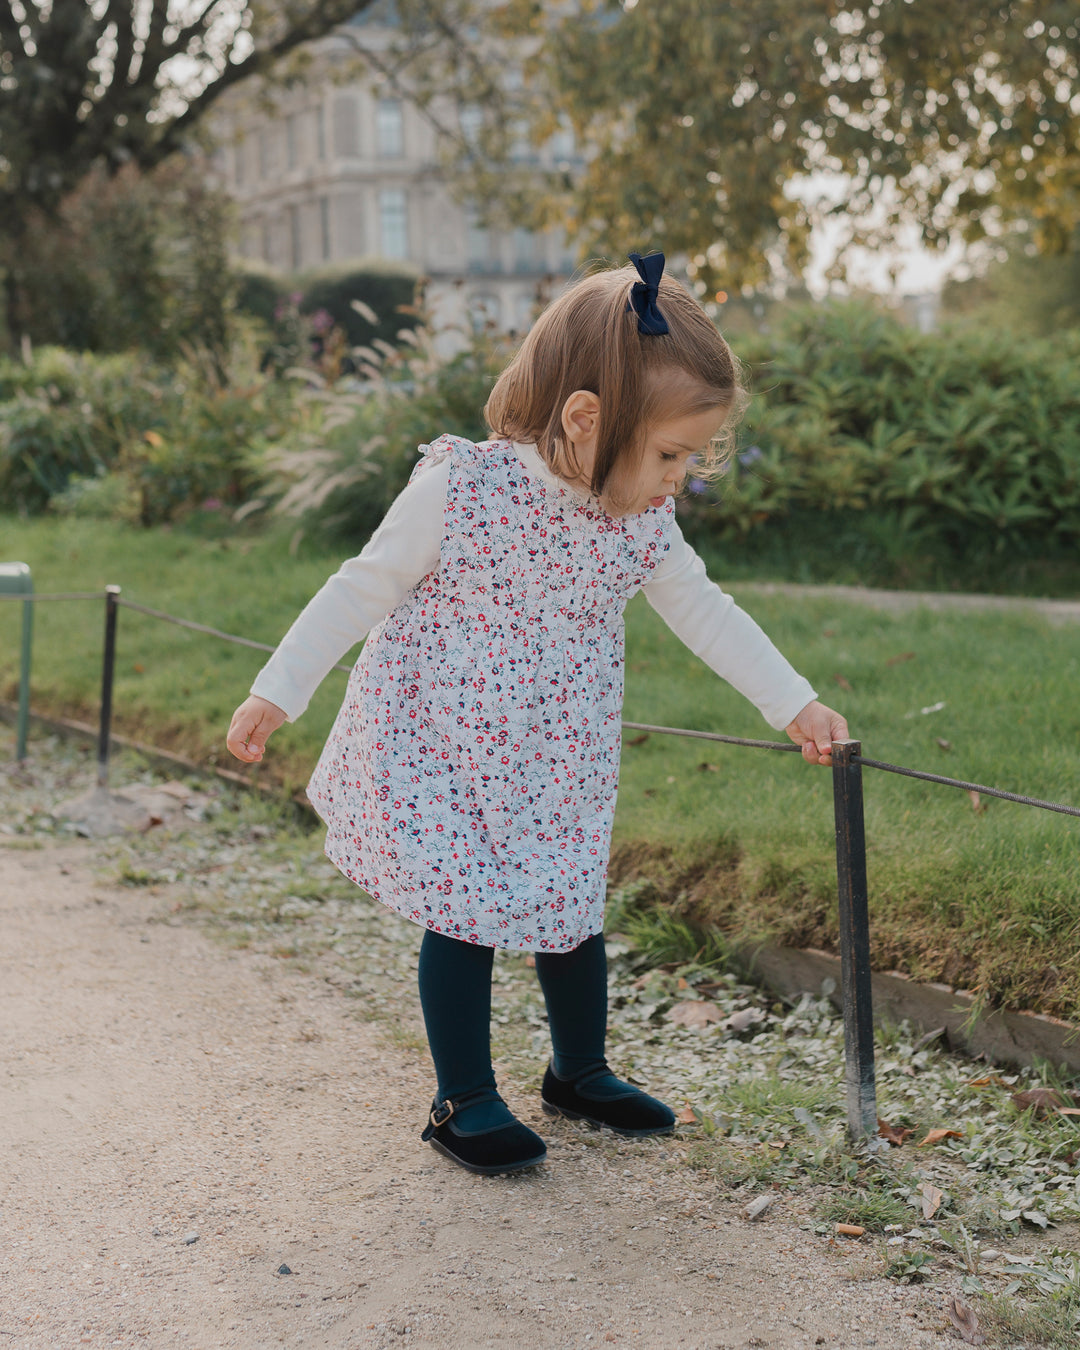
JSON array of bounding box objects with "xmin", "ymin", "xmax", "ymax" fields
[
  {"xmin": 831, "ymin": 738, "xmax": 877, "ymax": 1140},
  {"xmin": 97, "ymin": 585, "xmax": 120, "ymax": 788}
]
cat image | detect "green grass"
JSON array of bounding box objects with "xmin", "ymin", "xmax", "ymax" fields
[
  {"xmin": 0, "ymin": 512, "xmax": 354, "ymax": 791},
  {"xmin": 3, "ymin": 513, "xmax": 1080, "ymax": 1016}
]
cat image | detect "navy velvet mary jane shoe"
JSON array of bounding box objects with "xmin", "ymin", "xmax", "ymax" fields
[
  {"xmin": 421, "ymin": 1089, "xmax": 547, "ymax": 1175},
  {"xmin": 541, "ymin": 1063, "xmax": 676, "ymax": 1137}
]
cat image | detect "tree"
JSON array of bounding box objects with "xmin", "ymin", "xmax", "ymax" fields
[
  {"xmin": 422, "ymin": 0, "xmax": 1080, "ymax": 292},
  {"xmin": 0, "ymin": 0, "xmax": 383, "ymax": 225},
  {"xmin": 0, "ymin": 0, "xmax": 390, "ymax": 348}
]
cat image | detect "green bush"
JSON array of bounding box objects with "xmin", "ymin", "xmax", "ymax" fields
[
  {"xmin": 4, "ymin": 159, "xmax": 236, "ymax": 368},
  {"xmin": 0, "ymin": 348, "xmax": 174, "ymax": 512},
  {"xmin": 296, "ymin": 259, "xmax": 421, "ymax": 350},
  {"xmin": 233, "ymin": 258, "xmax": 422, "ymax": 377},
  {"xmin": 0, "ymin": 343, "xmax": 300, "ymax": 523},
  {"xmin": 679, "ymin": 302, "xmax": 1080, "ymax": 576}
]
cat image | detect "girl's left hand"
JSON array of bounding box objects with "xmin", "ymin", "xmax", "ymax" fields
[{"xmin": 785, "ymin": 700, "xmax": 849, "ymax": 766}]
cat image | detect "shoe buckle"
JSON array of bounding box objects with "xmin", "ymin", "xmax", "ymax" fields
[{"xmin": 429, "ymin": 1100, "xmax": 455, "ymax": 1129}]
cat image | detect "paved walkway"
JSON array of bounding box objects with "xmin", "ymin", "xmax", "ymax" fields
[{"xmin": 734, "ymin": 582, "xmax": 1080, "ymax": 625}]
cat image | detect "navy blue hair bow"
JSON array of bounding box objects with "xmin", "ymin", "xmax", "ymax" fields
[{"xmin": 626, "ymin": 251, "xmax": 669, "ymax": 335}]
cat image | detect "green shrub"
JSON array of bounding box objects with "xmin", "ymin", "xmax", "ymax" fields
[
  {"xmin": 0, "ymin": 348, "xmax": 174, "ymax": 512},
  {"xmin": 0, "ymin": 343, "xmax": 300, "ymax": 523},
  {"xmin": 232, "ymin": 258, "xmax": 423, "ymax": 377},
  {"xmin": 679, "ymin": 302, "xmax": 1080, "ymax": 573},
  {"xmin": 4, "ymin": 159, "xmax": 236, "ymax": 368},
  {"xmin": 296, "ymin": 259, "xmax": 421, "ymax": 350}
]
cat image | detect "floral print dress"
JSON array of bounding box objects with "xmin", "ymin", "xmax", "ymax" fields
[{"xmin": 306, "ymin": 434, "xmax": 673, "ymax": 952}]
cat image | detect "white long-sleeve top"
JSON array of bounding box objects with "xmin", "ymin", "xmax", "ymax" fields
[{"xmin": 252, "ymin": 441, "xmax": 817, "ymax": 730}]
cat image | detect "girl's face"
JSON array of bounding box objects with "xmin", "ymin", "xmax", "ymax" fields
[
  {"xmin": 560, "ymin": 393, "xmax": 730, "ymax": 517},
  {"xmin": 607, "ymin": 404, "xmax": 730, "ymax": 516}
]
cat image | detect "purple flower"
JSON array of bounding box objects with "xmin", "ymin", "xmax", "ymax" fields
[
  {"xmin": 738, "ymin": 444, "xmax": 764, "ymax": 467},
  {"xmin": 201, "ymin": 497, "xmax": 222, "ymax": 511},
  {"xmin": 689, "ymin": 478, "xmax": 707, "ymax": 494},
  {"xmin": 309, "ymin": 308, "xmax": 335, "ymax": 335}
]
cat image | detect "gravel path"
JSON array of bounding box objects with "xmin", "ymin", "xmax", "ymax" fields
[{"xmin": 0, "ymin": 837, "xmax": 975, "ymax": 1350}]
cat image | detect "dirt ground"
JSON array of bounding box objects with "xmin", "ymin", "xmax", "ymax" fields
[{"xmin": 2, "ymin": 842, "xmax": 974, "ymax": 1350}]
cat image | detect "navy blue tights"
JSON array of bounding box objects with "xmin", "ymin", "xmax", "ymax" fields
[{"xmin": 417, "ymin": 929, "xmax": 610, "ymax": 1132}]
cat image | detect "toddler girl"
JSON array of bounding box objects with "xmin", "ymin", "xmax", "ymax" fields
[{"xmin": 227, "ymin": 253, "xmax": 847, "ymax": 1176}]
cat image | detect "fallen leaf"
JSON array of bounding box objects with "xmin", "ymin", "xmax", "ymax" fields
[
  {"xmin": 677, "ymin": 977, "xmax": 689, "ymax": 989},
  {"xmin": 676, "ymin": 1104, "xmax": 698, "ymax": 1125},
  {"xmin": 626, "ymin": 733, "xmax": 650, "ymax": 747},
  {"xmin": 1011, "ymin": 1088, "xmax": 1078, "ymax": 1117},
  {"xmin": 878, "ymin": 1118, "xmax": 914, "ymax": 1147},
  {"xmin": 968, "ymin": 790, "xmax": 984, "ymax": 813},
  {"xmin": 832, "ymin": 673, "xmax": 853, "ymax": 692},
  {"xmin": 1056, "ymin": 1107, "xmax": 1080, "ymax": 1116},
  {"xmin": 920, "ymin": 1182, "xmax": 944, "ymax": 1220},
  {"xmin": 946, "ymin": 1298, "xmax": 985, "ymax": 1344},
  {"xmin": 667, "ymin": 1001, "xmax": 722, "ymax": 1029},
  {"xmin": 913, "ymin": 1025, "xmax": 947, "ymax": 1052},
  {"xmin": 697, "ymin": 761, "xmax": 719, "ymax": 772},
  {"xmin": 743, "ymin": 1194, "xmax": 775, "ymax": 1221},
  {"xmin": 966, "ymin": 1074, "xmax": 1010, "ymax": 1088},
  {"xmin": 725, "ymin": 1007, "xmax": 764, "ymax": 1033},
  {"xmin": 918, "ymin": 1128, "xmax": 963, "ymax": 1147},
  {"xmin": 822, "ymin": 629, "xmax": 836, "ymax": 638},
  {"xmin": 886, "ymin": 651, "xmax": 917, "ymax": 667},
  {"xmin": 835, "ymin": 1223, "xmax": 865, "ymax": 1237},
  {"xmin": 133, "ymin": 662, "xmax": 145, "ymax": 673},
  {"xmin": 936, "ymin": 737, "xmax": 952, "ymax": 751}
]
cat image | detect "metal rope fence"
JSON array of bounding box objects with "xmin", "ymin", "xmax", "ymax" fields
[{"xmin": 3, "ymin": 583, "xmax": 1078, "ymax": 1139}]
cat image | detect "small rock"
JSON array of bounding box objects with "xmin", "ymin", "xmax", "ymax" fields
[
  {"xmin": 743, "ymin": 1193, "xmax": 775, "ymax": 1221},
  {"xmin": 151, "ymin": 1228, "xmax": 162, "ymax": 1238},
  {"xmin": 182, "ymin": 1232, "xmax": 199, "ymax": 1245},
  {"xmin": 278, "ymin": 1264, "xmax": 293, "ymax": 1275}
]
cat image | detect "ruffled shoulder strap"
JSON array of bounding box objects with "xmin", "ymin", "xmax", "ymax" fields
[{"xmin": 409, "ymin": 433, "xmax": 479, "ymax": 483}]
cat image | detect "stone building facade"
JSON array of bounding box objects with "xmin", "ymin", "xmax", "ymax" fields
[{"xmin": 211, "ymin": 14, "xmax": 578, "ymax": 339}]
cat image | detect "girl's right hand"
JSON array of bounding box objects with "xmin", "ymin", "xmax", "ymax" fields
[{"xmin": 227, "ymin": 695, "xmax": 287, "ymax": 763}]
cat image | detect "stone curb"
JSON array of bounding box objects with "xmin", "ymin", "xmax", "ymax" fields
[{"xmin": 743, "ymin": 943, "xmax": 1080, "ymax": 1075}]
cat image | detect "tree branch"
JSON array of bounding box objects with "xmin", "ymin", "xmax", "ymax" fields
[{"xmin": 144, "ymin": 0, "xmax": 382, "ymax": 168}]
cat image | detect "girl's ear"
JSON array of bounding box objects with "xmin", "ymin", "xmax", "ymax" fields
[{"xmin": 560, "ymin": 390, "xmax": 601, "ymax": 447}]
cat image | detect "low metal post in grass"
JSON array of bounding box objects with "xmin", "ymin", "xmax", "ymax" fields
[
  {"xmin": 831, "ymin": 738, "xmax": 877, "ymax": 1140},
  {"xmin": 97, "ymin": 585, "xmax": 121, "ymax": 788},
  {"xmin": 0, "ymin": 562, "xmax": 34, "ymax": 761}
]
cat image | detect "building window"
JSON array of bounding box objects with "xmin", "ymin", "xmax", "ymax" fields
[
  {"xmin": 333, "ymin": 96, "xmax": 360, "ymax": 159},
  {"xmin": 379, "ymin": 189, "xmax": 408, "ymax": 259},
  {"xmin": 288, "ymin": 204, "xmax": 301, "ymax": 271},
  {"xmin": 459, "ymin": 105, "xmax": 484, "ymax": 151},
  {"xmin": 376, "ymin": 99, "xmax": 404, "ymax": 158},
  {"xmin": 469, "ymin": 292, "xmax": 501, "ymax": 331},
  {"xmin": 512, "ymin": 291, "xmax": 536, "ymax": 334},
  {"xmin": 315, "ymin": 104, "xmax": 326, "ymax": 161},
  {"xmin": 467, "ymin": 215, "xmax": 500, "ymax": 274},
  {"xmin": 258, "ymin": 128, "xmax": 274, "ymax": 180},
  {"xmin": 513, "ymin": 228, "xmax": 540, "ymax": 274},
  {"xmin": 319, "ymin": 196, "xmax": 331, "ymax": 261}
]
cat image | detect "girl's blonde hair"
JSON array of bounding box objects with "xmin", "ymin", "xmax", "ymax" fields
[{"xmin": 484, "ymin": 260, "xmax": 747, "ymax": 494}]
